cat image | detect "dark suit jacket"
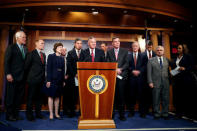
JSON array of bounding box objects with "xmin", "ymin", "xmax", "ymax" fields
[
  {"xmin": 79, "ymin": 48, "xmax": 105, "ymax": 62},
  {"xmin": 128, "ymin": 52, "xmax": 146, "ymax": 78},
  {"xmin": 107, "ymin": 48, "xmax": 129, "ymax": 79},
  {"xmin": 171, "ymin": 54, "xmax": 194, "ymax": 80},
  {"xmin": 25, "ymin": 49, "xmax": 46, "ymax": 84},
  {"xmin": 66, "ymin": 48, "xmax": 82, "ymax": 86},
  {"xmin": 47, "ymin": 53, "xmax": 65, "ymax": 82},
  {"xmin": 142, "ymin": 50, "xmax": 156, "ymax": 81},
  {"xmin": 4, "ymin": 44, "xmax": 28, "ymax": 82}
]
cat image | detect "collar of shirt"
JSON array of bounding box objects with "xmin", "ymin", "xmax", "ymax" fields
[
  {"xmin": 75, "ymin": 48, "xmax": 81, "ymax": 54},
  {"xmin": 89, "ymin": 48, "xmax": 95, "ymax": 56},
  {"xmin": 114, "ymin": 48, "xmax": 119, "ymax": 53},
  {"xmin": 157, "ymin": 56, "xmax": 163, "ymax": 63},
  {"xmin": 146, "ymin": 50, "xmax": 152, "ymax": 57},
  {"xmin": 17, "ymin": 43, "xmax": 23, "ymax": 50},
  {"xmin": 133, "ymin": 52, "xmax": 138, "ymax": 58},
  {"xmin": 36, "ymin": 49, "xmax": 42, "ymax": 56}
]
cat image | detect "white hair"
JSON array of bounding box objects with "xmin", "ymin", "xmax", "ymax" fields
[
  {"xmin": 15, "ymin": 31, "xmax": 25, "ymax": 40},
  {"xmin": 156, "ymin": 45, "xmax": 164, "ymax": 51}
]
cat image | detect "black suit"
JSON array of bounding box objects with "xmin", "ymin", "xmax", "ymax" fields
[
  {"xmin": 63, "ymin": 48, "xmax": 82, "ymax": 116},
  {"xmin": 142, "ymin": 50, "xmax": 156, "ymax": 114},
  {"xmin": 107, "ymin": 48, "xmax": 129, "ymax": 117},
  {"xmin": 171, "ymin": 54, "xmax": 194, "ymax": 117},
  {"xmin": 128, "ymin": 52, "xmax": 146, "ymax": 115},
  {"xmin": 80, "ymin": 48, "xmax": 105, "ymax": 62},
  {"xmin": 24, "ymin": 49, "xmax": 46, "ymax": 117},
  {"xmin": 4, "ymin": 44, "xmax": 28, "ymax": 119}
]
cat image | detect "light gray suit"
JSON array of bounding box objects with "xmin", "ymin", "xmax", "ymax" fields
[{"xmin": 147, "ymin": 56, "xmax": 170, "ymax": 117}]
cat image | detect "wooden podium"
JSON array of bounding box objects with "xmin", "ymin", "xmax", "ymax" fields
[{"xmin": 77, "ymin": 62, "xmax": 117, "ymax": 129}]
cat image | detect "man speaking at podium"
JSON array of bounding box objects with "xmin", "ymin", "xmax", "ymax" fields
[{"xmin": 80, "ymin": 36, "xmax": 105, "ymax": 62}]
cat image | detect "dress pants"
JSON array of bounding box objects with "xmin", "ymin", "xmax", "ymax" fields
[
  {"xmin": 114, "ymin": 78, "xmax": 126, "ymax": 117},
  {"xmin": 152, "ymin": 84, "xmax": 169, "ymax": 117},
  {"xmin": 26, "ymin": 82, "xmax": 43, "ymax": 116},
  {"xmin": 5, "ymin": 81, "xmax": 25, "ymax": 118}
]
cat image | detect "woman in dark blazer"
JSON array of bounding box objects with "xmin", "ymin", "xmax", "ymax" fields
[
  {"xmin": 45, "ymin": 43, "xmax": 65, "ymax": 120},
  {"xmin": 171, "ymin": 44, "xmax": 194, "ymax": 118}
]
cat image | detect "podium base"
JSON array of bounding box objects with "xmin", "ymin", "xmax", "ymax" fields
[{"xmin": 78, "ymin": 119, "xmax": 116, "ymax": 129}]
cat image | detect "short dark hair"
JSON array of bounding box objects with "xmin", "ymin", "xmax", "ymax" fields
[
  {"xmin": 112, "ymin": 37, "xmax": 119, "ymax": 42},
  {"xmin": 53, "ymin": 42, "xmax": 63, "ymax": 53},
  {"xmin": 101, "ymin": 43, "xmax": 107, "ymax": 46},
  {"xmin": 74, "ymin": 38, "xmax": 82, "ymax": 43},
  {"xmin": 147, "ymin": 41, "xmax": 153, "ymax": 46}
]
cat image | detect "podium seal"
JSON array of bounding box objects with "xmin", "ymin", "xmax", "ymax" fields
[{"xmin": 87, "ymin": 74, "xmax": 108, "ymax": 94}]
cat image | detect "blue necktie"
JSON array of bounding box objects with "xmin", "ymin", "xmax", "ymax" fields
[{"xmin": 159, "ymin": 57, "xmax": 163, "ymax": 68}]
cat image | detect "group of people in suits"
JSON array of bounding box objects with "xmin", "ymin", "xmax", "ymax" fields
[{"xmin": 4, "ymin": 30, "xmax": 195, "ymax": 122}]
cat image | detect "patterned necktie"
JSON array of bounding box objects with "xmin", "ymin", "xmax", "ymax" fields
[
  {"xmin": 21, "ymin": 45, "xmax": 25, "ymax": 59},
  {"xmin": 91, "ymin": 49, "xmax": 94, "ymax": 62},
  {"xmin": 115, "ymin": 49, "xmax": 118, "ymax": 60},
  {"xmin": 77, "ymin": 50, "xmax": 80, "ymax": 59},
  {"xmin": 134, "ymin": 53, "xmax": 137, "ymax": 67},
  {"xmin": 159, "ymin": 57, "xmax": 163, "ymax": 68},
  {"xmin": 149, "ymin": 51, "xmax": 152, "ymax": 59},
  {"xmin": 40, "ymin": 52, "xmax": 44, "ymax": 64}
]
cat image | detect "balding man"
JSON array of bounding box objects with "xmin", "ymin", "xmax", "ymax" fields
[
  {"xmin": 80, "ymin": 36, "xmax": 105, "ymax": 62},
  {"xmin": 25, "ymin": 39, "xmax": 46, "ymax": 121},
  {"xmin": 147, "ymin": 46, "xmax": 170, "ymax": 120},
  {"xmin": 127, "ymin": 41, "xmax": 146, "ymax": 118},
  {"xmin": 4, "ymin": 31, "xmax": 28, "ymax": 121}
]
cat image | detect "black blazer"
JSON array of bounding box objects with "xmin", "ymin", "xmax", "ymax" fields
[
  {"xmin": 25, "ymin": 49, "xmax": 46, "ymax": 84},
  {"xmin": 66, "ymin": 48, "xmax": 82, "ymax": 78},
  {"xmin": 79, "ymin": 48, "xmax": 105, "ymax": 62},
  {"xmin": 128, "ymin": 52, "xmax": 146, "ymax": 78},
  {"xmin": 107, "ymin": 48, "xmax": 129, "ymax": 79},
  {"xmin": 171, "ymin": 54, "xmax": 194, "ymax": 78},
  {"xmin": 4, "ymin": 44, "xmax": 28, "ymax": 82},
  {"xmin": 142, "ymin": 50, "xmax": 156, "ymax": 76}
]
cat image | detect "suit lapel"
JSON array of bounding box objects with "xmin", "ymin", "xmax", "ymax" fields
[
  {"xmin": 72, "ymin": 49, "xmax": 78, "ymax": 60},
  {"xmin": 34, "ymin": 50, "xmax": 43, "ymax": 65},
  {"xmin": 15, "ymin": 44, "xmax": 23, "ymax": 58},
  {"xmin": 153, "ymin": 57, "xmax": 160, "ymax": 69}
]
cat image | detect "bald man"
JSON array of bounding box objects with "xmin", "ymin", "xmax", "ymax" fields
[
  {"xmin": 25, "ymin": 39, "xmax": 46, "ymax": 121},
  {"xmin": 147, "ymin": 46, "xmax": 170, "ymax": 120}
]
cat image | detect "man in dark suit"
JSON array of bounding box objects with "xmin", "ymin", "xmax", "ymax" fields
[
  {"xmin": 141, "ymin": 41, "xmax": 156, "ymax": 115},
  {"xmin": 63, "ymin": 38, "xmax": 83, "ymax": 117},
  {"xmin": 80, "ymin": 36, "xmax": 105, "ymax": 62},
  {"xmin": 4, "ymin": 31, "xmax": 28, "ymax": 121},
  {"xmin": 128, "ymin": 41, "xmax": 146, "ymax": 118},
  {"xmin": 107, "ymin": 37, "xmax": 129, "ymax": 121},
  {"xmin": 25, "ymin": 39, "xmax": 46, "ymax": 121},
  {"xmin": 100, "ymin": 42, "xmax": 108, "ymax": 61},
  {"xmin": 147, "ymin": 46, "xmax": 170, "ymax": 120}
]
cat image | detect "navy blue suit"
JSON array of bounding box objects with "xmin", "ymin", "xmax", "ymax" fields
[
  {"xmin": 45, "ymin": 53, "xmax": 65, "ymax": 97},
  {"xmin": 128, "ymin": 52, "xmax": 146, "ymax": 115}
]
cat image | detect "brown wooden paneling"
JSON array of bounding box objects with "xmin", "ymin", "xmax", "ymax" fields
[
  {"xmin": 39, "ymin": 30, "xmax": 62, "ymax": 37},
  {"xmin": 0, "ymin": 0, "xmax": 192, "ymax": 20},
  {"xmin": 0, "ymin": 26, "xmax": 9, "ymax": 102}
]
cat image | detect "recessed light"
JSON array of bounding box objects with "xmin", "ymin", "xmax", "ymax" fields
[
  {"xmin": 123, "ymin": 10, "xmax": 128, "ymax": 14},
  {"xmin": 152, "ymin": 14, "xmax": 156, "ymax": 18},
  {"xmin": 25, "ymin": 8, "xmax": 29, "ymax": 11},
  {"xmin": 58, "ymin": 7, "xmax": 61, "ymax": 10},
  {"xmin": 92, "ymin": 8, "xmax": 95, "ymax": 11},
  {"xmin": 174, "ymin": 19, "xmax": 178, "ymax": 23},
  {"xmin": 92, "ymin": 11, "xmax": 99, "ymax": 15}
]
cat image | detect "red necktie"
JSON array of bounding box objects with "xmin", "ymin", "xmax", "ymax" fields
[
  {"xmin": 40, "ymin": 52, "xmax": 44, "ymax": 64},
  {"xmin": 91, "ymin": 49, "xmax": 94, "ymax": 62},
  {"xmin": 134, "ymin": 53, "xmax": 137, "ymax": 67},
  {"xmin": 149, "ymin": 51, "xmax": 152, "ymax": 59}
]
